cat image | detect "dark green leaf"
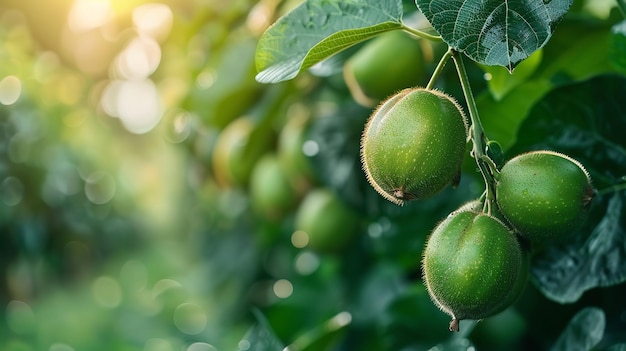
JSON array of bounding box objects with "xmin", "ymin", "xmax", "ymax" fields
[
  {"xmin": 480, "ymin": 49, "xmax": 543, "ymax": 101},
  {"xmin": 606, "ymin": 344, "xmax": 626, "ymax": 351},
  {"xmin": 479, "ymin": 18, "xmax": 616, "ymax": 150},
  {"xmin": 610, "ymin": 20, "xmax": 626, "ymax": 75},
  {"xmin": 508, "ymin": 75, "xmax": 626, "ymax": 303},
  {"xmin": 508, "ymin": 74, "xmax": 626, "ymax": 186},
  {"xmin": 241, "ymin": 309, "xmax": 285, "ymax": 351},
  {"xmin": 415, "ymin": 0, "xmax": 573, "ymax": 71},
  {"xmin": 427, "ymin": 338, "xmax": 476, "ymax": 351},
  {"xmin": 284, "ymin": 311, "xmax": 351, "ymax": 351},
  {"xmin": 550, "ymin": 307, "xmax": 605, "ymax": 351},
  {"xmin": 532, "ymin": 192, "xmax": 626, "ymax": 303},
  {"xmin": 255, "ymin": 0, "xmax": 404, "ymax": 83}
]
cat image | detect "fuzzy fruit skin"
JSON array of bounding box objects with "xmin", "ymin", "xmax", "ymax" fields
[
  {"xmin": 495, "ymin": 150, "xmax": 595, "ymax": 244},
  {"xmin": 422, "ymin": 211, "xmax": 522, "ymax": 331},
  {"xmin": 490, "ymin": 236, "xmax": 531, "ymax": 315},
  {"xmin": 360, "ymin": 88, "xmax": 468, "ymax": 205}
]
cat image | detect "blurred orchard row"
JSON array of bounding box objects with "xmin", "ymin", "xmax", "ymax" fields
[{"xmin": 1, "ymin": 1, "xmax": 625, "ymax": 351}]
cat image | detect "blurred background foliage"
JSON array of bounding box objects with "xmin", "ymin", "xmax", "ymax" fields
[{"xmin": 0, "ymin": 0, "xmax": 625, "ymax": 351}]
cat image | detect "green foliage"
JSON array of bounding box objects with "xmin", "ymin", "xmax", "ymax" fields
[
  {"xmin": 508, "ymin": 75, "xmax": 626, "ymax": 304},
  {"xmin": 415, "ymin": 0, "xmax": 573, "ymax": 71},
  {"xmin": 255, "ymin": 0, "xmax": 404, "ymax": 83},
  {"xmin": 550, "ymin": 307, "xmax": 605, "ymax": 351},
  {"xmin": 2, "ymin": 0, "xmax": 626, "ymax": 351}
]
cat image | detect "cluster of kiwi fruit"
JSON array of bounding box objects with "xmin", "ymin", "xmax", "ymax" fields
[{"xmin": 358, "ymin": 84, "xmax": 594, "ymax": 331}]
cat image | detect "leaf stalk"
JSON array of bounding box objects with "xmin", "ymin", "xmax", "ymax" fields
[{"xmin": 401, "ymin": 23, "xmax": 443, "ymax": 42}]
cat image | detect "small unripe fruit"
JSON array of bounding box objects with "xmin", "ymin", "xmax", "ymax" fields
[
  {"xmin": 495, "ymin": 150, "xmax": 595, "ymax": 244},
  {"xmin": 294, "ymin": 188, "xmax": 358, "ymax": 252},
  {"xmin": 344, "ymin": 31, "xmax": 426, "ymax": 106},
  {"xmin": 360, "ymin": 88, "xmax": 468, "ymax": 205},
  {"xmin": 249, "ymin": 154, "xmax": 297, "ymax": 220},
  {"xmin": 212, "ymin": 117, "xmax": 271, "ymax": 187},
  {"xmin": 277, "ymin": 107, "xmax": 316, "ymax": 193},
  {"xmin": 422, "ymin": 211, "xmax": 522, "ymax": 332}
]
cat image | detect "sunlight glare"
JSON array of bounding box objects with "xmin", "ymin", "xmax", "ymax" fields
[
  {"xmin": 0, "ymin": 75, "xmax": 22, "ymax": 105},
  {"xmin": 101, "ymin": 79, "xmax": 163, "ymax": 134},
  {"xmin": 68, "ymin": 0, "xmax": 113, "ymax": 32},
  {"xmin": 133, "ymin": 3, "xmax": 173, "ymax": 40},
  {"xmin": 115, "ymin": 36, "xmax": 162, "ymax": 80}
]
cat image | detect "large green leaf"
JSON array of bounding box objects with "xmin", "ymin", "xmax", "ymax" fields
[
  {"xmin": 255, "ymin": 0, "xmax": 404, "ymax": 83},
  {"xmin": 241, "ymin": 309, "xmax": 285, "ymax": 351},
  {"xmin": 610, "ymin": 20, "xmax": 626, "ymax": 75},
  {"xmin": 415, "ymin": 0, "xmax": 573, "ymax": 71},
  {"xmin": 550, "ymin": 308, "xmax": 605, "ymax": 351},
  {"xmin": 479, "ymin": 17, "xmax": 617, "ymax": 150},
  {"xmin": 508, "ymin": 75, "xmax": 626, "ymax": 303}
]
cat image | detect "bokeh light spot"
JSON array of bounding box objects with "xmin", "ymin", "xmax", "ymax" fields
[
  {"xmin": 84, "ymin": 171, "xmax": 116, "ymax": 205},
  {"xmin": 272, "ymin": 279, "xmax": 293, "ymax": 299},
  {"xmin": 187, "ymin": 342, "xmax": 218, "ymax": 351},
  {"xmin": 173, "ymin": 303, "xmax": 207, "ymax": 335},
  {"xmin": 49, "ymin": 343, "xmax": 75, "ymax": 351},
  {"xmin": 152, "ymin": 278, "xmax": 183, "ymax": 297},
  {"xmin": 294, "ymin": 251, "xmax": 320, "ymax": 276},
  {"xmin": 68, "ymin": 0, "xmax": 113, "ymax": 32},
  {"xmin": 1, "ymin": 176, "xmax": 24, "ymax": 206},
  {"xmin": 133, "ymin": 3, "xmax": 173, "ymax": 40},
  {"xmin": 290, "ymin": 230, "xmax": 309, "ymax": 248},
  {"xmin": 6, "ymin": 300, "xmax": 36, "ymax": 335},
  {"xmin": 238, "ymin": 340, "xmax": 251, "ymax": 351},
  {"xmin": 115, "ymin": 37, "xmax": 161, "ymax": 80},
  {"xmin": 196, "ymin": 69, "xmax": 216, "ymax": 90},
  {"xmin": 163, "ymin": 109, "xmax": 194, "ymax": 143},
  {"xmin": 0, "ymin": 75, "xmax": 22, "ymax": 105},
  {"xmin": 92, "ymin": 276, "xmax": 123, "ymax": 308},
  {"xmin": 144, "ymin": 338, "xmax": 174, "ymax": 351},
  {"xmin": 102, "ymin": 79, "xmax": 163, "ymax": 134},
  {"xmin": 302, "ymin": 140, "xmax": 319, "ymax": 157}
]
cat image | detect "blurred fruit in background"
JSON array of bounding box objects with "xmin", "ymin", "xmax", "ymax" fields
[{"xmin": 0, "ymin": 1, "xmax": 625, "ymax": 351}]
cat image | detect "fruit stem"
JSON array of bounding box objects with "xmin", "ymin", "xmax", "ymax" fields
[
  {"xmin": 449, "ymin": 318, "xmax": 459, "ymax": 332},
  {"xmin": 597, "ymin": 180, "xmax": 626, "ymax": 196},
  {"xmin": 426, "ymin": 47, "xmax": 453, "ymax": 90},
  {"xmin": 401, "ymin": 23, "xmax": 443, "ymax": 42},
  {"xmin": 450, "ymin": 50, "xmax": 497, "ymax": 214}
]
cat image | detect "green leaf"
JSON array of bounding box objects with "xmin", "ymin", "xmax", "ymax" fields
[
  {"xmin": 508, "ymin": 75, "xmax": 626, "ymax": 303},
  {"xmin": 284, "ymin": 311, "xmax": 351, "ymax": 351},
  {"xmin": 427, "ymin": 338, "xmax": 476, "ymax": 351},
  {"xmin": 481, "ymin": 49, "xmax": 543, "ymax": 101},
  {"xmin": 255, "ymin": 0, "xmax": 404, "ymax": 83},
  {"xmin": 241, "ymin": 309, "xmax": 285, "ymax": 351},
  {"xmin": 610, "ymin": 20, "xmax": 626, "ymax": 74},
  {"xmin": 415, "ymin": 0, "xmax": 573, "ymax": 71},
  {"xmin": 550, "ymin": 307, "xmax": 605, "ymax": 351},
  {"xmin": 479, "ymin": 17, "xmax": 616, "ymax": 150}
]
